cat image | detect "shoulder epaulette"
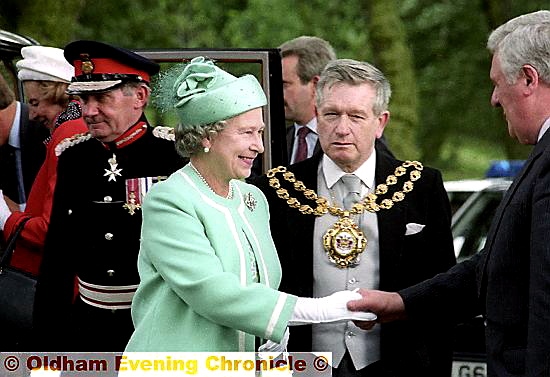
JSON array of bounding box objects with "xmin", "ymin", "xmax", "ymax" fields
[
  {"xmin": 55, "ymin": 132, "xmax": 93, "ymax": 156},
  {"xmin": 152, "ymin": 126, "xmax": 175, "ymax": 141}
]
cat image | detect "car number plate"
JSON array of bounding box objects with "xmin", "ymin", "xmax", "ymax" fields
[{"xmin": 452, "ymin": 360, "xmax": 487, "ymax": 377}]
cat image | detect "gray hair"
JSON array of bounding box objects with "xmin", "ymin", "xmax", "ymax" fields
[
  {"xmin": 316, "ymin": 58, "xmax": 391, "ymax": 116},
  {"xmin": 174, "ymin": 121, "xmax": 226, "ymax": 157},
  {"xmin": 279, "ymin": 36, "xmax": 336, "ymax": 84},
  {"xmin": 488, "ymin": 12, "xmax": 550, "ymax": 84}
]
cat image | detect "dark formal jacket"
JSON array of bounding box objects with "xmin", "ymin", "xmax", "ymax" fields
[
  {"xmin": 401, "ymin": 130, "xmax": 550, "ymax": 377},
  {"xmin": 0, "ymin": 103, "xmax": 48, "ymax": 205},
  {"xmin": 253, "ymin": 145, "xmax": 456, "ymax": 377},
  {"xmin": 34, "ymin": 119, "xmax": 184, "ymax": 351}
]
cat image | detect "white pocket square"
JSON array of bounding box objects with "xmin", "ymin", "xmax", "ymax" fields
[{"xmin": 405, "ymin": 223, "xmax": 425, "ymax": 235}]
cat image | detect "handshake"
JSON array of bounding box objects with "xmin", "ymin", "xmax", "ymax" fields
[{"xmin": 289, "ymin": 289, "xmax": 377, "ymax": 325}]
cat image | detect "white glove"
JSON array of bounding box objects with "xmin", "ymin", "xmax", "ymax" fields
[
  {"xmin": 0, "ymin": 191, "xmax": 12, "ymax": 231},
  {"xmin": 289, "ymin": 289, "xmax": 377, "ymax": 326},
  {"xmin": 258, "ymin": 327, "xmax": 289, "ymax": 353}
]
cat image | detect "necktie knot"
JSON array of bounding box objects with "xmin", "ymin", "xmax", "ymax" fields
[
  {"xmin": 340, "ymin": 174, "xmax": 362, "ymax": 210},
  {"xmin": 297, "ymin": 126, "xmax": 310, "ymax": 138}
]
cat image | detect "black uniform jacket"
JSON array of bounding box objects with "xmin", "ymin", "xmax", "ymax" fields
[
  {"xmin": 34, "ymin": 121, "xmax": 184, "ymax": 350},
  {"xmin": 253, "ymin": 145, "xmax": 456, "ymax": 377},
  {"xmin": 401, "ymin": 130, "xmax": 550, "ymax": 377}
]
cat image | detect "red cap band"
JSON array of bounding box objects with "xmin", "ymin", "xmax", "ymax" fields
[{"xmin": 74, "ymin": 58, "xmax": 151, "ymax": 82}]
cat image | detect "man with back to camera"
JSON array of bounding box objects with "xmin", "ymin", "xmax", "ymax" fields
[
  {"xmin": 33, "ymin": 40, "xmax": 184, "ymax": 351},
  {"xmin": 348, "ymin": 11, "xmax": 550, "ymax": 377}
]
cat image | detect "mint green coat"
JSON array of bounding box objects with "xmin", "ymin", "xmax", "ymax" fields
[{"xmin": 125, "ymin": 164, "xmax": 297, "ymax": 351}]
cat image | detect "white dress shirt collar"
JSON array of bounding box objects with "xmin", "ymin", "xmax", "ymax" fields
[
  {"xmin": 322, "ymin": 149, "xmax": 376, "ymax": 191},
  {"xmin": 294, "ymin": 117, "xmax": 318, "ymax": 135},
  {"xmin": 537, "ymin": 117, "xmax": 550, "ymax": 142}
]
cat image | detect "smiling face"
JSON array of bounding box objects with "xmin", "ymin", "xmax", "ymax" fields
[
  {"xmin": 23, "ymin": 81, "xmax": 65, "ymax": 130},
  {"xmin": 204, "ymin": 107, "xmax": 265, "ymax": 183},
  {"xmin": 80, "ymin": 84, "xmax": 147, "ymax": 142},
  {"xmin": 317, "ymin": 82, "xmax": 389, "ymax": 172}
]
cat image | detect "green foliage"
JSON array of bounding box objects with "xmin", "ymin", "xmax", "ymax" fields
[
  {"xmin": 1, "ymin": 0, "xmax": 548, "ymax": 179},
  {"xmin": 367, "ymin": 0, "xmax": 419, "ymax": 160}
]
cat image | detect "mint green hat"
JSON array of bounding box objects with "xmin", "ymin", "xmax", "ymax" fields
[{"xmin": 154, "ymin": 56, "xmax": 267, "ymax": 127}]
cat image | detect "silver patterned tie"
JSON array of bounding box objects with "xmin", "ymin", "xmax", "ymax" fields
[{"xmin": 341, "ymin": 174, "xmax": 362, "ymax": 210}]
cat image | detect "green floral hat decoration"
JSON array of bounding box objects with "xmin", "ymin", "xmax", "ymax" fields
[{"xmin": 153, "ymin": 56, "xmax": 267, "ymax": 127}]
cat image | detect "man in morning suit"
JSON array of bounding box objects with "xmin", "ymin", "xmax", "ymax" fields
[
  {"xmin": 254, "ymin": 59, "xmax": 456, "ymax": 376},
  {"xmin": 347, "ymin": 10, "xmax": 550, "ymax": 377},
  {"xmin": 34, "ymin": 40, "xmax": 183, "ymax": 351}
]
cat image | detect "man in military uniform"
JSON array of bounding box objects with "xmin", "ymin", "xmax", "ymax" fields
[{"xmin": 33, "ymin": 40, "xmax": 184, "ymax": 351}]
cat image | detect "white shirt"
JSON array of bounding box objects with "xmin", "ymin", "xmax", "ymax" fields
[{"xmin": 537, "ymin": 117, "xmax": 550, "ymax": 142}]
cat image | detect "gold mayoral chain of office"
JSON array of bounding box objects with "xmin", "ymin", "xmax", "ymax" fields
[{"xmin": 267, "ymin": 160, "xmax": 423, "ymax": 268}]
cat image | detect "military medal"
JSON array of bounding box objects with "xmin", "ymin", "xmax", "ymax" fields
[
  {"xmin": 123, "ymin": 178, "xmax": 141, "ymax": 215},
  {"xmin": 104, "ymin": 153, "xmax": 123, "ymax": 182},
  {"xmin": 123, "ymin": 176, "xmax": 167, "ymax": 215},
  {"xmin": 266, "ymin": 161, "xmax": 423, "ymax": 268}
]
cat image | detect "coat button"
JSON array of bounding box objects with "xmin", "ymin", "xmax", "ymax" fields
[
  {"xmin": 105, "ymin": 233, "xmax": 114, "ymax": 240},
  {"xmin": 107, "ymin": 270, "xmax": 115, "ymax": 277}
]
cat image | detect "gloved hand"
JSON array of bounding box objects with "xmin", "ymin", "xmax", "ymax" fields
[
  {"xmin": 0, "ymin": 190, "xmax": 12, "ymax": 231},
  {"xmin": 258, "ymin": 327, "xmax": 289, "ymax": 353},
  {"xmin": 289, "ymin": 289, "xmax": 377, "ymax": 326}
]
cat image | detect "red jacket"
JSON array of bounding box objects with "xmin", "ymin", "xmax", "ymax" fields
[{"xmin": 3, "ymin": 118, "xmax": 88, "ymax": 276}]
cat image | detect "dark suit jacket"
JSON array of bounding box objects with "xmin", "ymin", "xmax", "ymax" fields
[
  {"xmin": 0, "ymin": 103, "xmax": 48, "ymax": 204},
  {"xmin": 401, "ymin": 131, "xmax": 550, "ymax": 377},
  {"xmin": 254, "ymin": 145, "xmax": 456, "ymax": 376}
]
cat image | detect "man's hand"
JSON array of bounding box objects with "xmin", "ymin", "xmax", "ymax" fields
[{"xmin": 347, "ymin": 289, "xmax": 407, "ymax": 330}]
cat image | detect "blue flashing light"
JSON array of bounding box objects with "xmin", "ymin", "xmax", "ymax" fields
[{"xmin": 485, "ymin": 160, "xmax": 525, "ymax": 178}]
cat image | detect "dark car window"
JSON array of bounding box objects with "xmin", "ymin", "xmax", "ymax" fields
[{"xmin": 452, "ymin": 187, "xmax": 508, "ymax": 262}]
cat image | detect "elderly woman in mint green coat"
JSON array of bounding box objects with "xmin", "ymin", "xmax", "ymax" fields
[{"xmin": 124, "ymin": 57, "xmax": 375, "ymax": 352}]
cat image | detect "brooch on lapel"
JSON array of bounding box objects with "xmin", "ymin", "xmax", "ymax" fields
[{"xmin": 244, "ymin": 192, "xmax": 257, "ymax": 212}]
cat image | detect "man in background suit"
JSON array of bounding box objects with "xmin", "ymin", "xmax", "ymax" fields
[
  {"xmin": 348, "ymin": 11, "xmax": 550, "ymax": 377},
  {"xmin": 0, "ymin": 71, "xmax": 48, "ymax": 210},
  {"xmin": 255, "ymin": 59, "xmax": 456, "ymax": 376},
  {"xmin": 280, "ymin": 36, "xmax": 393, "ymax": 164},
  {"xmin": 279, "ymin": 36, "xmax": 334, "ymax": 163}
]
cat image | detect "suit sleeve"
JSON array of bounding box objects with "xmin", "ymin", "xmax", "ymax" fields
[
  {"xmin": 527, "ymin": 158, "xmax": 550, "ymax": 375},
  {"xmin": 398, "ymin": 167, "xmax": 481, "ymax": 324}
]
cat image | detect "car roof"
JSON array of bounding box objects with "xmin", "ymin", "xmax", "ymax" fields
[
  {"xmin": 0, "ymin": 29, "xmax": 38, "ymax": 59},
  {"xmin": 444, "ymin": 178, "xmax": 510, "ymax": 193}
]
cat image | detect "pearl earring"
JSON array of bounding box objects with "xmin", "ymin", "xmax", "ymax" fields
[{"xmin": 203, "ymin": 147, "xmax": 210, "ymax": 153}]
